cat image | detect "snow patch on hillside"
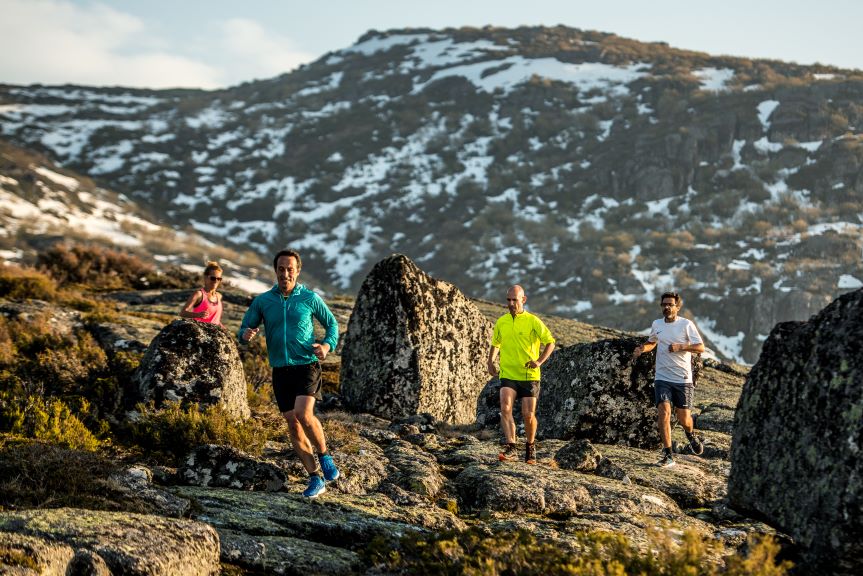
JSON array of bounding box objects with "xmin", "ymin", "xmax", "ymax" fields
[
  {"xmin": 414, "ymin": 57, "xmax": 649, "ymax": 96},
  {"xmin": 693, "ymin": 68, "xmax": 735, "ymax": 91},
  {"xmin": 757, "ymin": 100, "xmax": 780, "ymax": 130}
]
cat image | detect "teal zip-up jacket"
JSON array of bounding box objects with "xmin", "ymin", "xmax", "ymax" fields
[{"xmin": 238, "ymin": 283, "xmax": 339, "ymax": 367}]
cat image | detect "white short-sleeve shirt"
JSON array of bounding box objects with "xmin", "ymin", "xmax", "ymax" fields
[{"xmin": 648, "ymin": 317, "xmax": 703, "ymax": 384}]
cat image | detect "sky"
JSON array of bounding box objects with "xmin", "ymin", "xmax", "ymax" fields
[{"xmin": 1, "ymin": 0, "xmax": 862, "ymax": 90}]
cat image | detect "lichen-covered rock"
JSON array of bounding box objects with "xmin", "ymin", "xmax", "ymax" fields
[
  {"xmin": 729, "ymin": 288, "xmax": 863, "ymax": 575},
  {"xmin": 340, "ymin": 255, "xmax": 492, "ymax": 424},
  {"xmin": 178, "ymin": 444, "xmax": 286, "ymax": 491},
  {"xmin": 454, "ymin": 462, "xmax": 684, "ymax": 521},
  {"xmin": 172, "ymin": 486, "xmax": 466, "ymax": 549},
  {"xmin": 218, "ymin": 529, "xmax": 361, "ymax": 575},
  {"xmin": 384, "ymin": 440, "xmax": 445, "ymax": 498},
  {"xmin": 695, "ymin": 403, "xmax": 736, "ymax": 434},
  {"xmin": 554, "ymin": 439, "xmax": 602, "ymax": 472},
  {"xmin": 109, "ymin": 465, "xmax": 191, "ymax": 517},
  {"xmin": 0, "ymin": 508, "xmax": 220, "ymax": 576},
  {"xmin": 535, "ymin": 337, "xmax": 699, "ymax": 446},
  {"xmin": 594, "ymin": 444, "xmax": 728, "ymax": 508},
  {"xmin": 131, "ymin": 319, "xmax": 250, "ymax": 420},
  {"xmin": 0, "ymin": 531, "xmax": 75, "ymax": 575}
]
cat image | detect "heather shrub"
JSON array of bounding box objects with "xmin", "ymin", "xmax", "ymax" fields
[
  {"xmin": 365, "ymin": 525, "xmax": 791, "ymax": 576},
  {"xmin": 0, "ymin": 263, "xmax": 56, "ymax": 300},
  {"xmin": 0, "ymin": 439, "xmax": 151, "ymax": 512},
  {"xmin": 35, "ymin": 243, "xmax": 195, "ymax": 290},
  {"xmin": 124, "ymin": 402, "xmax": 271, "ymax": 464},
  {"xmin": 0, "ymin": 393, "xmax": 99, "ymax": 451}
]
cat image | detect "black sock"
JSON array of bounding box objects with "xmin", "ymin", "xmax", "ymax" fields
[{"xmin": 663, "ymin": 447, "xmax": 673, "ymax": 456}]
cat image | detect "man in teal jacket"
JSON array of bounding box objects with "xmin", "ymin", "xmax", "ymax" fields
[{"xmin": 239, "ymin": 249, "xmax": 340, "ymax": 498}]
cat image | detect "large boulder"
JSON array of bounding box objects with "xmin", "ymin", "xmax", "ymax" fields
[
  {"xmin": 728, "ymin": 288, "xmax": 863, "ymax": 575},
  {"xmin": 536, "ymin": 337, "xmax": 654, "ymax": 445},
  {"xmin": 130, "ymin": 319, "xmax": 250, "ymax": 420},
  {"xmin": 340, "ymin": 254, "xmax": 492, "ymax": 424}
]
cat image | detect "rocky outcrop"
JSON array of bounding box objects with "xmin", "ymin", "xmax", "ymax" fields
[
  {"xmin": 453, "ymin": 461, "xmax": 691, "ymax": 523},
  {"xmin": 130, "ymin": 319, "xmax": 250, "ymax": 420},
  {"xmin": 109, "ymin": 465, "xmax": 191, "ymax": 517},
  {"xmin": 179, "ymin": 444, "xmax": 286, "ymax": 491},
  {"xmin": 0, "ymin": 508, "xmax": 220, "ymax": 575},
  {"xmin": 533, "ymin": 337, "xmax": 658, "ymax": 446},
  {"xmin": 728, "ymin": 288, "xmax": 863, "ymax": 575},
  {"xmin": 340, "ymin": 255, "xmax": 492, "ymax": 424}
]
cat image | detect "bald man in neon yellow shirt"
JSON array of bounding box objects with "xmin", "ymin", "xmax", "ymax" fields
[{"xmin": 487, "ymin": 285, "xmax": 555, "ymax": 464}]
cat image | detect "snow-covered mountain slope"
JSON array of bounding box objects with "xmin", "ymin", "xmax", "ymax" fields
[
  {"xmin": 2, "ymin": 26, "xmax": 862, "ymax": 362},
  {"xmin": 0, "ymin": 140, "xmax": 270, "ymax": 294}
]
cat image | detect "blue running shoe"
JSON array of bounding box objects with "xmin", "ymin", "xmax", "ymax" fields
[
  {"xmin": 320, "ymin": 454, "xmax": 340, "ymax": 482},
  {"xmin": 302, "ymin": 475, "xmax": 326, "ymax": 498}
]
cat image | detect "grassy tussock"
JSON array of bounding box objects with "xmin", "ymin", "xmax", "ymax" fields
[
  {"xmin": 366, "ymin": 525, "xmax": 792, "ymax": 576},
  {"xmin": 123, "ymin": 402, "xmax": 272, "ymax": 464},
  {"xmin": 0, "ymin": 439, "xmax": 152, "ymax": 512}
]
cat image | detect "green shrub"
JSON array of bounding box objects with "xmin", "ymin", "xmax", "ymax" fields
[
  {"xmin": 364, "ymin": 526, "xmax": 792, "ymax": 576},
  {"xmin": 0, "ymin": 393, "xmax": 99, "ymax": 451},
  {"xmin": 125, "ymin": 402, "xmax": 271, "ymax": 464}
]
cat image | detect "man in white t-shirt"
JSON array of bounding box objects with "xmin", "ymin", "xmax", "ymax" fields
[{"xmin": 632, "ymin": 291, "xmax": 705, "ymax": 468}]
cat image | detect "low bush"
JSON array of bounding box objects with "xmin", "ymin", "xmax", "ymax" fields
[
  {"xmin": 365, "ymin": 525, "xmax": 791, "ymax": 576},
  {"xmin": 0, "ymin": 263, "xmax": 56, "ymax": 300},
  {"xmin": 124, "ymin": 402, "xmax": 271, "ymax": 464},
  {"xmin": 0, "ymin": 393, "xmax": 100, "ymax": 451},
  {"xmin": 0, "ymin": 439, "xmax": 151, "ymax": 512},
  {"xmin": 35, "ymin": 243, "xmax": 196, "ymax": 291}
]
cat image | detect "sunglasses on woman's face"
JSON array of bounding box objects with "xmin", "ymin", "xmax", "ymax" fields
[{"xmin": 209, "ymin": 276, "xmax": 222, "ymax": 282}]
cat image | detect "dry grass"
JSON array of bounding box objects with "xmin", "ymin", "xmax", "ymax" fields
[{"xmin": 0, "ymin": 437, "xmax": 152, "ymax": 512}]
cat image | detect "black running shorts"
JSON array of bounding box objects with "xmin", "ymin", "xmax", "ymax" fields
[
  {"xmin": 272, "ymin": 362, "xmax": 322, "ymax": 412},
  {"xmin": 500, "ymin": 378, "xmax": 541, "ymax": 399}
]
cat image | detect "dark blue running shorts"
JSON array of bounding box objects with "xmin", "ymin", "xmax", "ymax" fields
[{"xmin": 654, "ymin": 379, "xmax": 693, "ymax": 409}]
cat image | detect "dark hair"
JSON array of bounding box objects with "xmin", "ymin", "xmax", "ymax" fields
[
  {"xmin": 660, "ymin": 291, "xmax": 681, "ymax": 306},
  {"xmin": 273, "ymin": 249, "xmax": 302, "ymax": 271},
  {"xmin": 203, "ymin": 260, "xmax": 222, "ymax": 276}
]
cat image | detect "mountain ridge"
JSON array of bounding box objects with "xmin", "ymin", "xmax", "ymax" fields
[{"xmin": 2, "ymin": 25, "xmax": 862, "ymax": 363}]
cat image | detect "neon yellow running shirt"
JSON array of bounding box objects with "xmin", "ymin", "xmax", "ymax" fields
[{"xmin": 491, "ymin": 312, "xmax": 555, "ymax": 381}]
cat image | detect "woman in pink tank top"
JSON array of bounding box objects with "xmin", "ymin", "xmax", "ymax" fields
[{"xmin": 180, "ymin": 261, "xmax": 224, "ymax": 325}]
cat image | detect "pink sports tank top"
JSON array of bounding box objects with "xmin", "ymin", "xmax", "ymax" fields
[{"xmin": 192, "ymin": 288, "xmax": 222, "ymax": 325}]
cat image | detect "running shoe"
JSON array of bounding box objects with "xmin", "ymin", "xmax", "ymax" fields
[
  {"xmin": 302, "ymin": 475, "xmax": 326, "ymax": 498},
  {"xmin": 686, "ymin": 432, "xmax": 704, "ymax": 455},
  {"xmin": 498, "ymin": 443, "xmax": 518, "ymax": 461},
  {"xmin": 319, "ymin": 454, "xmax": 340, "ymax": 482},
  {"xmin": 656, "ymin": 452, "xmax": 676, "ymax": 468},
  {"xmin": 525, "ymin": 442, "xmax": 537, "ymax": 464}
]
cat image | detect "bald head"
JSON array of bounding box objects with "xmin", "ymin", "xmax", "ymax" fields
[{"xmin": 506, "ymin": 285, "xmax": 526, "ymax": 316}]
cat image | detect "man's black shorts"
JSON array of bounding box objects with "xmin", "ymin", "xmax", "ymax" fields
[
  {"xmin": 272, "ymin": 362, "xmax": 322, "ymax": 412},
  {"xmin": 500, "ymin": 378, "xmax": 541, "ymax": 399},
  {"xmin": 654, "ymin": 379, "xmax": 693, "ymax": 409}
]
